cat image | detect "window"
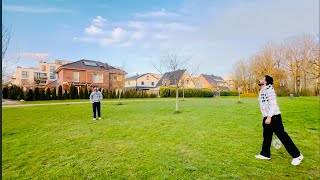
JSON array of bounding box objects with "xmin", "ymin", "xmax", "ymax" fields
[
  {"xmin": 42, "ymin": 65, "xmax": 46, "ymax": 71},
  {"xmin": 113, "ymin": 75, "xmax": 122, "ymax": 81},
  {"xmin": 50, "ymin": 73, "xmax": 56, "ymax": 79},
  {"xmin": 151, "ymin": 82, "xmax": 154, "ymax": 86},
  {"xmin": 141, "ymin": 81, "xmax": 144, "ymax": 85},
  {"xmin": 128, "ymin": 82, "xmax": 130, "ymax": 85},
  {"xmin": 50, "ymin": 66, "xmax": 56, "ymax": 72},
  {"xmin": 22, "ymin": 71, "xmax": 29, "ymax": 78},
  {"xmin": 147, "ymin": 76, "xmax": 149, "ymax": 80},
  {"xmin": 84, "ymin": 61, "xmax": 98, "ymax": 66},
  {"xmin": 93, "ymin": 74, "xmax": 103, "ymax": 83},
  {"xmin": 73, "ymin": 72, "xmax": 79, "ymax": 82},
  {"xmin": 34, "ymin": 73, "xmax": 47, "ymax": 78}
]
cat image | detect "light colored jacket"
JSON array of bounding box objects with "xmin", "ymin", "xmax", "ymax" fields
[
  {"xmin": 90, "ymin": 91, "xmax": 103, "ymax": 103},
  {"xmin": 258, "ymin": 85, "xmax": 281, "ymax": 117}
]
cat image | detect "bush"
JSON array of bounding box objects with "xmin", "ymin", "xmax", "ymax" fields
[
  {"xmin": 52, "ymin": 88, "xmax": 57, "ymax": 100},
  {"xmin": 3, "ymin": 87, "xmax": 9, "ymax": 99},
  {"xmin": 46, "ymin": 88, "xmax": 51, "ymax": 100},
  {"xmin": 63, "ymin": 90, "xmax": 69, "ymax": 99},
  {"xmin": 58, "ymin": 85, "xmax": 63, "ymax": 100},
  {"xmin": 26, "ymin": 89, "xmax": 34, "ymax": 101},
  {"xmin": 34, "ymin": 87, "xmax": 40, "ymax": 101},
  {"xmin": 159, "ymin": 88, "xmax": 213, "ymax": 98},
  {"xmin": 300, "ymin": 89, "xmax": 314, "ymax": 96},
  {"xmin": 40, "ymin": 89, "xmax": 45, "ymax": 100},
  {"xmin": 79, "ymin": 88, "xmax": 84, "ymax": 99},
  {"xmin": 17, "ymin": 88, "xmax": 24, "ymax": 100},
  {"xmin": 220, "ymin": 91, "xmax": 239, "ymax": 96}
]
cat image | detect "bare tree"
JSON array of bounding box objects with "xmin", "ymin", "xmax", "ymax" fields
[
  {"xmin": 153, "ymin": 54, "xmax": 191, "ymax": 112},
  {"xmin": 113, "ymin": 61, "xmax": 126, "ymax": 105},
  {"xmin": 2, "ymin": 25, "xmax": 20, "ymax": 84}
]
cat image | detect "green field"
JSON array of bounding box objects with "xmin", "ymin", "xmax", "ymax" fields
[{"xmin": 2, "ymin": 97, "xmax": 319, "ymax": 179}]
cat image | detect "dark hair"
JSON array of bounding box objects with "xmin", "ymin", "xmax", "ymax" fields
[{"xmin": 265, "ymin": 75, "xmax": 273, "ymax": 85}]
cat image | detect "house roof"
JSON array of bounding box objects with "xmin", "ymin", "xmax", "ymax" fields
[
  {"xmin": 201, "ymin": 74, "xmax": 226, "ymax": 85},
  {"xmin": 156, "ymin": 69, "xmax": 186, "ymax": 86},
  {"xmin": 56, "ymin": 59, "xmax": 126, "ymax": 74},
  {"xmin": 126, "ymin": 73, "xmax": 162, "ymax": 81},
  {"xmin": 46, "ymin": 80, "xmax": 58, "ymax": 88}
]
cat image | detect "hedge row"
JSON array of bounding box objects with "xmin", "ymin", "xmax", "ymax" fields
[
  {"xmin": 2, "ymin": 85, "xmax": 157, "ymax": 101},
  {"xmin": 159, "ymin": 88, "xmax": 214, "ymax": 98}
]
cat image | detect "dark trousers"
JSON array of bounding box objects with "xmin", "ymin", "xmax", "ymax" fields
[
  {"xmin": 92, "ymin": 102, "xmax": 101, "ymax": 118},
  {"xmin": 260, "ymin": 114, "xmax": 300, "ymax": 158}
]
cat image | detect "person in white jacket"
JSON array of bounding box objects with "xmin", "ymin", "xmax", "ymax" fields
[
  {"xmin": 255, "ymin": 75, "xmax": 303, "ymax": 166},
  {"xmin": 90, "ymin": 86, "xmax": 103, "ymax": 120}
]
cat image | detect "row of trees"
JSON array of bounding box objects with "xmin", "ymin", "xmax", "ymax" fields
[
  {"xmin": 232, "ymin": 33, "xmax": 319, "ymax": 96},
  {"xmin": 2, "ymin": 85, "xmax": 157, "ymax": 101}
]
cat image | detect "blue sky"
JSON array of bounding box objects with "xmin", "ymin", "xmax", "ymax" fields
[{"xmin": 3, "ymin": 0, "xmax": 319, "ymax": 77}]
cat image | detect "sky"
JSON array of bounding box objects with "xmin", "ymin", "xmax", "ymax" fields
[{"xmin": 3, "ymin": 0, "xmax": 319, "ymax": 78}]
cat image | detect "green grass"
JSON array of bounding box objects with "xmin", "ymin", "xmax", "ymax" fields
[{"xmin": 2, "ymin": 97, "xmax": 319, "ymax": 179}]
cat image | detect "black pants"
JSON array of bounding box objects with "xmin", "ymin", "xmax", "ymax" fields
[
  {"xmin": 260, "ymin": 114, "xmax": 300, "ymax": 158},
  {"xmin": 92, "ymin": 102, "xmax": 101, "ymax": 118}
]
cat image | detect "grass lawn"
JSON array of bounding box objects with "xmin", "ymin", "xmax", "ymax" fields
[{"xmin": 2, "ymin": 97, "xmax": 319, "ymax": 179}]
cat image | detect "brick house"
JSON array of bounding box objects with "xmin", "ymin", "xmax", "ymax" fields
[
  {"xmin": 156, "ymin": 69, "xmax": 195, "ymax": 88},
  {"xmin": 55, "ymin": 59, "xmax": 126, "ymax": 92},
  {"xmin": 195, "ymin": 74, "xmax": 230, "ymax": 91}
]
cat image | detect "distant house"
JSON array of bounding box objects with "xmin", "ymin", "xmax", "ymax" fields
[
  {"xmin": 196, "ymin": 74, "xmax": 230, "ymax": 91},
  {"xmin": 55, "ymin": 59, "xmax": 126, "ymax": 92},
  {"xmin": 156, "ymin": 69, "xmax": 195, "ymax": 88},
  {"xmin": 12, "ymin": 59, "xmax": 71, "ymax": 90},
  {"xmin": 125, "ymin": 73, "xmax": 162, "ymax": 90}
]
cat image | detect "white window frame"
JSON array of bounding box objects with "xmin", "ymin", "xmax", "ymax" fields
[
  {"xmin": 50, "ymin": 66, "xmax": 56, "ymax": 72},
  {"xmin": 73, "ymin": 72, "xmax": 79, "ymax": 82},
  {"xmin": 93, "ymin": 73, "xmax": 103, "ymax": 83},
  {"xmin": 22, "ymin": 71, "xmax": 29, "ymax": 78},
  {"xmin": 50, "ymin": 73, "xmax": 56, "ymax": 79}
]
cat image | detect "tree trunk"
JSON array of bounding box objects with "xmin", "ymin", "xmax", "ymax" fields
[
  {"xmin": 176, "ymin": 86, "xmax": 179, "ymax": 112},
  {"xmin": 183, "ymin": 87, "xmax": 185, "ymax": 100},
  {"xmin": 118, "ymin": 89, "xmax": 121, "ymax": 104}
]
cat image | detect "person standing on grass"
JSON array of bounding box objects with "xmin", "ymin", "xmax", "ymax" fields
[
  {"xmin": 90, "ymin": 86, "xmax": 103, "ymax": 120},
  {"xmin": 255, "ymin": 75, "xmax": 303, "ymax": 166}
]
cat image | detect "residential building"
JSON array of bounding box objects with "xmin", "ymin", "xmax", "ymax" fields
[
  {"xmin": 125, "ymin": 73, "xmax": 162, "ymax": 90},
  {"xmin": 12, "ymin": 59, "xmax": 71, "ymax": 89},
  {"xmin": 55, "ymin": 59, "xmax": 126, "ymax": 92},
  {"xmin": 196, "ymin": 74, "xmax": 230, "ymax": 91},
  {"xmin": 156, "ymin": 69, "xmax": 195, "ymax": 88}
]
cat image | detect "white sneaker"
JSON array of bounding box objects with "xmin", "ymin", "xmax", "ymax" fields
[
  {"xmin": 93, "ymin": 118, "xmax": 96, "ymax": 121},
  {"xmin": 255, "ymin": 154, "xmax": 271, "ymax": 160},
  {"xmin": 291, "ymin": 154, "xmax": 303, "ymax": 166},
  {"xmin": 98, "ymin": 117, "xmax": 102, "ymax": 120}
]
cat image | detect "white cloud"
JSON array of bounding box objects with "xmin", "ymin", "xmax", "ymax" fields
[
  {"xmin": 85, "ymin": 25, "xmax": 105, "ymax": 35},
  {"xmin": 128, "ymin": 21, "xmax": 146, "ymax": 29},
  {"xmin": 133, "ymin": 8, "xmax": 179, "ymax": 18},
  {"xmin": 152, "ymin": 22, "xmax": 195, "ymax": 31},
  {"xmin": 92, "ymin": 16, "xmax": 107, "ymax": 26},
  {"xmin": 16, "ymin": 53, "xmax": 50, "ymax": 60},
  {"xmin": 131, "ymin": 31, "xmax": 145, "ymax": 40},
  {"xmin": 73, "ymin": 37, "xmax": 96, "ymax": 42},
  {"xmin": 3, "ymin": 5, "xmax": 72, "ymax": 13},
  {"xmin": 111, "ymin": 27, "xmax": 128, "ymax": 40}
]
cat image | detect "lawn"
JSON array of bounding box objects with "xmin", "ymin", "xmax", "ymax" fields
[{"xmin": 2, "ymin": 97, "xmax": 319, "ymax": 179}]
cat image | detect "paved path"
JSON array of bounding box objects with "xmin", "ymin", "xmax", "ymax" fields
[{"xmin": 2, "ymin": 99, "xmax": 177, "ymax": 108}]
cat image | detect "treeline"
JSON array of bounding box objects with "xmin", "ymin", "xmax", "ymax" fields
[
  {"xmin": 2, "ymin": 85, "xmax": 157, "ymax": 101},
  {"xmin": 232, "ymin": 33, "xmax": 319, "ymax": 96}
]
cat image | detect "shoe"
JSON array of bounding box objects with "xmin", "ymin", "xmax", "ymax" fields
[
  {"xmin": 98, "ymin": 117, "xmax": 102, "ymax": 120},
  {"xmin": 255, "ymin": 154, "xmax": 271, "ymax": 160},
  {"xmin": 291, "ymin": 154, "xmax": 303, "ymax": 166},
  {"xmin": 93, "ymin": 118, "xmax": 96, "ymax": 121}
]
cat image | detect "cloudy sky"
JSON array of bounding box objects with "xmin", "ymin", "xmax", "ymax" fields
[{"xmin": 3, "ymin": 0, "xmax": 319, "ymax": 77}]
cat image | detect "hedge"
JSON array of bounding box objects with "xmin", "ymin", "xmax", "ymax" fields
[{"xmin": 159, "ymin": 88, "xmax": 213, "ymax": 98}]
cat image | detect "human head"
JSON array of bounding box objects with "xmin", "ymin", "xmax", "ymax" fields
[{"xmin": 258, "ymin": 75, "xmax": 273, "ymax": 87}]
